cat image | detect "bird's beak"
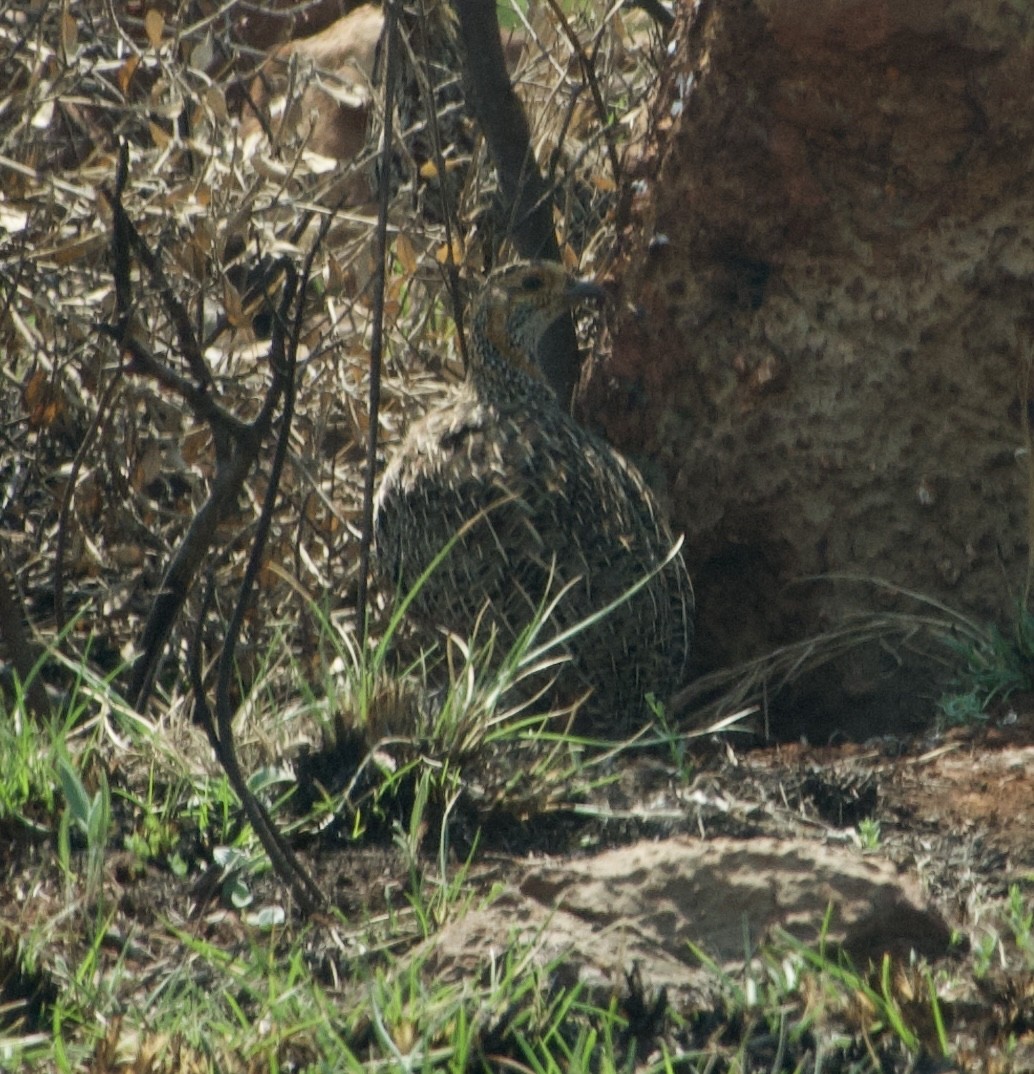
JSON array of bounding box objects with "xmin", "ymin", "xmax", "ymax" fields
[{"xmin": 564, "ymin": 277, "xmax": 606, "ymax": 304}]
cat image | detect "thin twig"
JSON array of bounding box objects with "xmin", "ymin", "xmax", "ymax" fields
[
  {"xmin": 406, "ymin": 0, "xmax": 467, "ymax": 364},
  {"xmin": 121, "ymin": 207, "xmax": 212, "ymax": 391},
  {"xmin": 54, "ymin": 368, "xmax": 123, "ymax": 633},
  {"xmin": 541, "ymin": 0, "xmax": 621, "ymax": 191},
  {"xmin": 356, "ymin": 0, "xmax": 400, "ymax": 648},
  {"xmin": 210, "ymin": 262, "xmax": 325, "ymax": 914},
  {"xmin": 188, "ymin": 576, "xmax": 220, "ymax": 758},
  {"xmin": 623, "ymin": 0, "xmax": 674, "ymax": 31},
  {"xmin": 128, "ymin": 442, "xmax": 257, "ymax": 709}
]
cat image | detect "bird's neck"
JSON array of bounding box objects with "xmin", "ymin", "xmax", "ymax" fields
[{"xmin": 467, "ymin": 305, "xmax": 556, "ymax": 405}]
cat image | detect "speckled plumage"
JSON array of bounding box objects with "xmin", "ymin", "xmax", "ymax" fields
[{"xmin": 374, "ymin": 261, "xmax": 693, "ymax": 731}]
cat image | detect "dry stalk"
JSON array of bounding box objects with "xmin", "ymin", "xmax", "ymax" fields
[
  {"xmin": 356, "ymin": 0, "xmax": 401, "ymax": 647},
  {"xmin": 672, "ymin": 608, "xmax": 971, "ymax": 727}
]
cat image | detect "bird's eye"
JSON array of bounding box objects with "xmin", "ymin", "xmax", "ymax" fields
[{"xmin": 521, "ymin": 274, "xmax": 544, "ymax": 292}]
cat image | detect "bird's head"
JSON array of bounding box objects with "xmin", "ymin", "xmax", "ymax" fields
[{"xmin": 469, "ymin": 260, "xmax": 604, "ymax": 394}]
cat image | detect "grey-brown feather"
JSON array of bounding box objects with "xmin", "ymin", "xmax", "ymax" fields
[{"xmin": 374, "ymin": 261, "xmax": 693, "ymax": 731}]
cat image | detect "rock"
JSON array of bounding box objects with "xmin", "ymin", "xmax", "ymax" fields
[
  {"xmin": 417, "ymin": 836, "xmax": 951, "ymax": 1002},
  {"xmin": 583, "ymin": 0, "xmax": 1034, "ymax": 735}
]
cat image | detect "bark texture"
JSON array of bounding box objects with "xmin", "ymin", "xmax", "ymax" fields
[{"xmin": 582, "ymin": 0, "xmax": 1034, "ymax": 733}]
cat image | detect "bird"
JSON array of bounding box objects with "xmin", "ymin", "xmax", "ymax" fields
[{"xmin": 373, "ymin": 260, "xmax": 693, "ymax": 734}]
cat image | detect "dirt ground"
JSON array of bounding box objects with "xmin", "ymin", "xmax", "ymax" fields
[{"xmin": 3, "ymin": 696, "xmax": 1033, "ymax": 1069}]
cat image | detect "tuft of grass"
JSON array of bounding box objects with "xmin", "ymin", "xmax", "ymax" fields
[
  {"xmin": 972, "ymin": 883, "xmax": 1034, "ymax": 979},
  {"xmin": 305, "ymin": 534, "xmax": 702, "ymax": 849},
  {"xmin": 936, "ymin": 604, "xmax": 1034, "ymax": 724},
  {"xmin": 55, "ymin": 751, "xmax": 111, "ymax": 905},
  {"xmin": 671, "ymin": 574, "xmax": 1034, "ymax": 733},
  {"xmin": 856, "ymin": 817, "xmax": 881, "ymax": 851},
  {"xmin": 0, "ymin": 703, "xmax": 68, "ymax": 831},
  {"xmin": 681, "ymin": 925, "xmax": 953, "ymax": 1069}
]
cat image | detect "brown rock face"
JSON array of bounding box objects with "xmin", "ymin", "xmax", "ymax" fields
[{"xmin": 584, "ymin": 0, "xmax": 1034, "ymax": 734}]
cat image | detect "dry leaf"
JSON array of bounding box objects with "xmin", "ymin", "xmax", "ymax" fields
[
  {"xmin": 61, "ymin": 10, "xmax": 78, "ymax": 56},
  {"xmin": 51, "ymin": 234, "xmax": 106, "ymax": 266},
  {"xmin": 31, "ymin": 100, "xmax": 54, "ymax": 130},
  {"xmin": 74, "ymin": 473, "xmax": 103, "ymax": 520},
  {"xmin": 190, "ymin": 32, "xmax": 214, "ymax": 71},
  {"xmin": 22, "ymin": 369, "xmax": 67, "ymax": 430},
  {"xmin": 258, "ymin": 551, "xmax": 292, "ymax": 590},
  {"xmin": 117, "ymin": 55, "xmax": 140, "ymax": 95},
  {"xmin": 396, "ymin": 233, "xmax": 417, "ymax": 275},
  {"xmin": 327, "ymin": 254, "xmax": 346, "ymax": 294},
  {"xmin": 110, "ymin": 544, "xmax": 145, "ymax": 568},
  {"xmin": 182, "ymin": 426, "xmax": 211, "ymax": 467},
  {"xmin": 205, "ymin": 84, "xmax": 228, "ymax": 123},
  {"xmin": 251, "ymin": 153, "xmax": 289, "ymax": 183},
  {"xmin": 419, "ymin": 159, "xmax": 462, "ymax": 180},
  {"xmin": 193, "ymin": 220, "xmax": 213, "ymax": 254},
  {"xmin": 148, "ymin": 121, "xmax": 171, "ymax": 149},
  {"xmin": 131, "ymin": 441, "xmax": 163, "ymax": 493},
  {"xmin": 144, "ymin": 8, "xmax": 164, "ymax": 49},
  {"xmin": 0, "ymin": 204, "xmax": 28, "ymax": 234},
  {"xmin": 435, "ymin": 237, "xmax": 463, "ymax": 265},
  {"xmin": 222, "ymin": 279, "xmax": 245, "ymax": 327}
]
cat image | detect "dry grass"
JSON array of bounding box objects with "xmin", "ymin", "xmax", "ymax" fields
[{"xmin": 0, "ymin": 0, "xmax": 665, "ymax": 735}]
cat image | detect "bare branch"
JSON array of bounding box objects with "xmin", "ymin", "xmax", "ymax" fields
[
  {"xmin": 356, "ymin": 0, "xmax": 400, "ymax": 647},
  {"xmin": 210, "ymin": 262, "xmax": 326, "ymax": 914},
  {"xmin": 102, "ymin": 146, "xmax": 211, "ymax": 390},
  {"xmin": 128, "ymin": 442, "xmax": 258, "ymax": 709}
]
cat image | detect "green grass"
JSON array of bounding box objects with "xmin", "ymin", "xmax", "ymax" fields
[
  {"xmin": 4, "ymin": 636, "xmax": 1034, "ymax": 1071},
  {"xmin": 4, "ymin": 541, "xmax": 1032, "ymax": 1073},
  {"xmin": 937, "ymin": 603, "xmax": 1034, "ymax": 724}
]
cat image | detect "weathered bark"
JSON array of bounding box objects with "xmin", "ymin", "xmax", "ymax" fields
[{"xmin": 584, "ymin": 0, "xmax": 1034, "ymax": 734}]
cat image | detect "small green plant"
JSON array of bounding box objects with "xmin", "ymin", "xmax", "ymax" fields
[
  {"xmin": 970, "ymin": 886, "xmax": 1034, "ymax": 975},
  {"xmin": 0, "ymin": 705, "xmax": 61, "ymax": 826},
  {"xmin": 680, "ymin": 920, "xmax": 958, "ymax": 1067},
  {"xmin": 646, "ymin": 691, "xmax": 694, "ymax": 778},
  {"xmin": 55, "ymin": 752, "xmax": 111, "ymax": 903},
  {"xmin": 938, "ymin": 604, "xmax": 1034, "ymax": 723},
  {"xmin": 857, "ymin": 817, "xmax": 881, "ymax": 850},
  {"xmin": 937, "ymin": 688, "xmax": 989, "ymax": 725},
  {"xmin": 971, "ymin": 929, "xmax": 1001, "ymax": 978},
  {"xmin": 1005, "ymin": 883, "xmax": 1034, "ymax": 950},
  {"xmin": 117, "ymin": 767, "xmax": 194, "ymax": 875}
]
